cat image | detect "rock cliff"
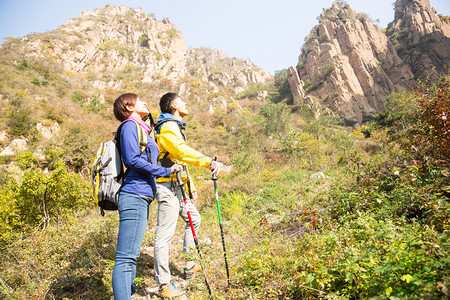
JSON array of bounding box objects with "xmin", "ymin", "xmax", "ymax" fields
[
  {"xmin": 289, "ymin": 0, "xmax": 450, "ymax": 124},
  {"xmin": 292, "ymin": 2, "xmax": 415, "ymax": 124},
  {"xmin": 387, "ymin": 0, "xmax": 450, "ymax": 79}
]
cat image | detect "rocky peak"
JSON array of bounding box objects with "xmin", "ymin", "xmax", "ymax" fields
[
  {"xmin": 387, "ymin": 0, "xmax": 450, "ymax": 79},
  {"xmin": 292, "ymin": 1, "xmax": 414, "ymax": 124},
  {"xmin": 1, "ymin": 5, "xmax": 187, "ymax": 85},
  {"xmin": 186, "ymin": 47, "xmax": 272, "ymax": 94},
  {"xmin": 0, "ymin": 5, "xmax": 272, "ymax": 95}
]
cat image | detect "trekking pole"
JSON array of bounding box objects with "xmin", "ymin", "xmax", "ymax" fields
[
  {"xmin": 175, "ymin": 172, "xmax": 213, "ymax": 298},
  {"xmin": 211, "ymin": 159, "xmax": 230, "ymax": 286}
]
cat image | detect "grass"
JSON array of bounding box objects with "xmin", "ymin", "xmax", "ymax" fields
[{"xmin": 1, "ymin": 101, "xmax": 448, "ymax": 299}]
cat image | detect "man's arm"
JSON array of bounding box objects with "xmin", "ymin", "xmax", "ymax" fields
[{"xmin": 158, "ymin": 121, "xmax": 212, "ymax": 168}]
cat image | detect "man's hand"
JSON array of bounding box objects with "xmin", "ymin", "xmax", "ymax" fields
[
  {"xmin": 209, "ymin": 160, "xmax": 220, "ymax": 175},
  {"xmin": 191, "ymin": 191, "xmax": 198, "ymax": 202},
  {"xmin": 170, "ymin": 164, "xmax": 182, "ymax": 173}
]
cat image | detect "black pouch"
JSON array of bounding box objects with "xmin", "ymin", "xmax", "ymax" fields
[{"xmin": 158, "ymin": 152, "xmax": 174, "ymax": 168}]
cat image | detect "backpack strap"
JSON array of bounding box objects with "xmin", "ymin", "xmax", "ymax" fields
[
  {"xmin": 155, "ymin": 119, "xmax": 193, "ymax": 197},
  {"xmin": 133, "ymin": 120, "xmax": 148, "ymax": 154},
  {"xmin": 155, "ymin": 119, "xmax": 184, "ymax": 168},
  {"xmin": 115, "ymin": 119, "xmax": 151, "ymax": 178},
  {"xmin": 143, "ymin": 113, "xmax": 157, "ymax": 141},
  {"xmin": 155, "ymin": 119, "xmax": 186, "ymax": 141}
]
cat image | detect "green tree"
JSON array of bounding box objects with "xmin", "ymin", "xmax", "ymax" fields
[
  {"xmin": 271, "ymin": 69, "xmax": 293, "ymax": 104},
  {"xmin": 14, "ymin": 160, "xmax": 91, "ymax": 230}
]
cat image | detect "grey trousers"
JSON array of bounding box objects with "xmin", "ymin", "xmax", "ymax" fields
[{"xmin": 154, "ymin": 181, "xmax": 201, "ymax": 284}]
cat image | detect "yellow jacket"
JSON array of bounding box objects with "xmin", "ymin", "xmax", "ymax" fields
[{"xmin": 156, "ymin": 118, "xmax": 212, "ymax": 193}]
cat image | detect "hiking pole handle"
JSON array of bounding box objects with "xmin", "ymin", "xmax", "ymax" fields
[{"xmin": 176, "ymin": 171, "xmax": 184, "ymax": 188}]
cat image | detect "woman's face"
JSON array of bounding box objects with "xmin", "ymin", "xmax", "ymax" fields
[{"xmin": 129, "ymin": 97, "xmax": 149, "ymax": 118}]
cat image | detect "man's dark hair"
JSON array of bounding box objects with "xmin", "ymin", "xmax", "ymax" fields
[
  {"xmin": 113, "ymin": 93, "xmax": 138, "ymax": 121},
  {"xmin": 160, "ymin": 92, "xmax": 179, "ymax": 114}
]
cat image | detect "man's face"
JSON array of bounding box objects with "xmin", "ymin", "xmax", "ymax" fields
[{"xmin": 172, "ymin": 97, "xmax": 189, "ymax": 117}]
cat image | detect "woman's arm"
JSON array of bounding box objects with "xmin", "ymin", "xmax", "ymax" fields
[{"xmin": 120, "ymin": 121, "xmax": 171, "ymax": 178}]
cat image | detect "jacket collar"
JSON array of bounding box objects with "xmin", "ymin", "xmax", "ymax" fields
[{"xmin": 157, "ymin": 113, "xmax": 187, "ymax": 128}]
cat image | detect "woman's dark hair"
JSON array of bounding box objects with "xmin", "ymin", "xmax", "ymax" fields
[
  {"xmin": 160, "ymin": 92, "xmax": 179, "ymax": 114},
  {"xmin": 113, "ymin": 93, "xmax": 138, "ymax": 121}
]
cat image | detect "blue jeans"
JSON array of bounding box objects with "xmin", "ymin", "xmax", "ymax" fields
[{"xmin": 112, "ymin": 191, "xmax": 152, "ymax": 300}]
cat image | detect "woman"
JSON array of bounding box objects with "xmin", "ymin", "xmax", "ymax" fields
[{"xmin": 111, "ymin": 93, "xmax": 181, "ymax": 300}]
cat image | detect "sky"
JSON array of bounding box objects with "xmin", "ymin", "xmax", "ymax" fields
[{"xmin": 0, "ymin": 0, "xmax": 449, "ymax": 75}]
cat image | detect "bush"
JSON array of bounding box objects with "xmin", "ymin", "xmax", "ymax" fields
[
  {"xmin": 14, "ymin": 160, "xmax": 91, "ymax": 230},
  {"xmin": 259, "ymin": 102, "xmax": 289, "ymax": 135},
  {"xmin": 71, "ymin": 91, "xmax": 84, "ymax": 104},
  {"xmin": 62, "ymin": 124, "xmax": 99, "ymax": 173},
  {"xmin": 16, "ymin": 60, "xmax": 29, "ymax": 70},
  {"xmin": 7, "ymin": 109, "xmax": 36, "ymax": 138},
  {"xmin": 271, "ymin": 69, "xmax": 293, "ymax": 104},
  {"xmin": 415, "ymin": 79, "xmax": 450, "ymax": 159}
]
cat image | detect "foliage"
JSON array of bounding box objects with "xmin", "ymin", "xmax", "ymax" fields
[
  {"xmin": 415, "ymin": 79, "xmax": 450, "ymax": 159},
  {"xmin": 373, "ymin": 78, "xmax": 450, "ymax": 161},
  {"xmin": 320, "ymin": 63, "xmax": 334, "ymax": 78},
  {"xmin": 16, "ymin": 59, "xmax": 29, "ymax": 70},
  {"xmin": 0, "ymin": 212, "xmax": 118, "ymax": 299},
  {"xmin": 259, "ymin": 102, "xmax": 290, "ymax": 135},
  {"xmin": 0, "ymin": 160, "xmax": 91, "ymax": 246},
  {"xmin": 86, "ymin": 97, "xmax": 106, "ymax": 113},
  {"xmin": 138, "ymin": 34, "xmax": 149, "ymax": 47},
  {"xmin": 237, "ymin": 83, "xmax": 269, "ymax": 100},
  {"xmin": 271, "ymin": 69, "xmax": 293, "ymax": 104},
  {"xmin": 62, "ymin": 123, "xmax": 101, "ymax": 173},
  {"xmin": 6, "ymin": 109, "xmax": 36, "ymax": 137},
  {"xmin": 71, "ymin": 91, "xmax": 84, "ymax": 104},
  {"xmin": 15, "ymin": 161, "xmax": 90, "ymax": 230},
  {"xmin": 14, "ymin": 151, "xmax": 39, "ymax": 169}
]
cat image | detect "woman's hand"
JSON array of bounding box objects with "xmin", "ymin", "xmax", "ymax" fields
[{"xmin": 170, "ymin": 164, "xmax": 182, "ymax": 173}]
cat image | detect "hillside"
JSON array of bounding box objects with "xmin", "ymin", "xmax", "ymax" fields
[{"xmin": 0, "ymin": 2, "xmax": 449, "ymax": 300}]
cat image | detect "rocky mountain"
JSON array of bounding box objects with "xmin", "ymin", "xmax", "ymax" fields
[
  {"xmin": 1, "ymin": 5, "xmax": 271, "ymax": 99},
  {"xmin": 288, "ymin": 0, "xmax": 449, "ymax": 124},
  {"xmin": 387, "ymin": 0, "xmax": 450, "ymax": 80}
]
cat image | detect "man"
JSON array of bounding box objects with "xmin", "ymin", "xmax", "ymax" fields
[{"xmin": 154, "ymin": 92, "xmax": 220, "ymax": 299}]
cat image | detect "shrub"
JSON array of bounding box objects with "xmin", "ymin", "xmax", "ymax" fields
[
  {"xmin": 14, "ymin": 160, "xmax": 91, "ymax": 231},
  {"xmin": 415, "ymin": 79, "xmax": 450, "ymax": 159},
  {"xmin": 16, "ymin": 60, "xmax": 29, "ymax": 70},
  {"xmin": 271, "ymin": 69, "xmax": 293, "ymax": 104},
  {"xmin": 71, "ymin": 91, "xmax": 84, "ymax": 104},
  {"xmin": 138, "ymin": 35, "xmax": 148, "ymax": 47},
  {"xmin": 0, "ymin": 180, "xmax": 21, "ymax": 246},
  {"xmin": 320, "ymin": 63, "xmax": 334, "ymax": 78},
  {"xmin": 62, "ymin": 124, "xmax": 99, "ymax": 173},
  {"xmin": 259, "ymin": 102, "xmax": 289, "ymax": 135},
  {"xmin": 237, "ymin": 83, "xmax": 268, "ymax": 100},
  {"xmin": 86, "ymin": 97, "xmax": 106, "ymax": 113},
  {"xmin": 14, "ymin": 151, "xmax": 39, "ymax": 169},
  {"xmin": 7, "ymin": 109, "xmax": 36, "ymax": 138}
]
